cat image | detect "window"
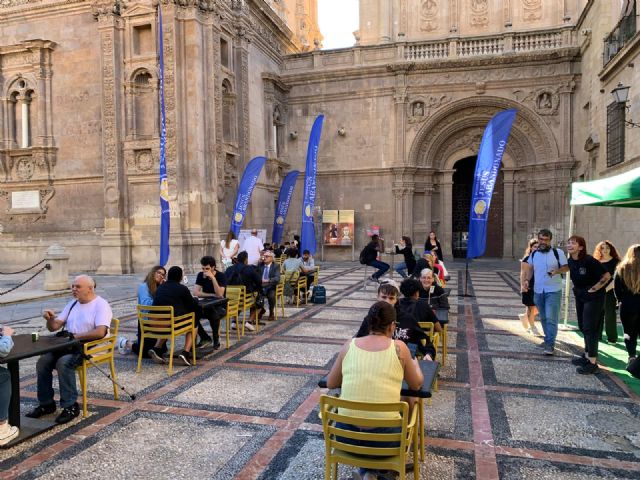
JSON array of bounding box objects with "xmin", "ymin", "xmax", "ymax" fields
[
  {"xmin": 131, "ymin": 70, "xmax": 156, "ymax": 138},
  {"xmin": 606, "ymin": 101, "xmax": 625, "ymax": 167},
  {"xmin": 8, "ymin": 79, "xmax": 33, "ymax": 149},
  {"xmin": 133, "ymin": 24, "xmax": 153, "ymax": 56},
  {"xmin": 222, "ymin": 79, "xmax": 236, "ymax": 142},
  {"xmin": 220, "ymin": 38, "xmax": 230, "ymax": 68}
]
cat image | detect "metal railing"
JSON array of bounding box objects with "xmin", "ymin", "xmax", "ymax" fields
[{"xmin": 604, "ymin": 1, "xmax": 637, "ymax": 66}]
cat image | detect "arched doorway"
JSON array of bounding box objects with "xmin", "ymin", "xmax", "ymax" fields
[{"xmin": 451, "ymin": 156, "xmax": 504, "ymax": 258}]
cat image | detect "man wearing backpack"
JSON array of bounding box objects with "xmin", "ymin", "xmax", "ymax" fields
[
  {"xmin": 522, "ymin": 229, "xmax": 568, "ymax": 355},
  {"xmin": 360, "ymin": 234, "xmax": 389, "ymax": 283}
]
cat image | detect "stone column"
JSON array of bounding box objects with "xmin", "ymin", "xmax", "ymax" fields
[
  {"xmin": 502, "ymin": 169, "xmax": 515, "ymax": 258},
  {"xmin": 393, "ymin": 84, "xmax": 407, "ymax": 165},
  {"xmin": 440, "ymin": 170, "xmax": 455, "ymax": 260},
  {"xmin": 20, "ymin": 96, "xmax": 30, "ymax": 148},
  {"xmin": 94, "ymin": 4, "xmax": 132, "ymax": 274},
  {"xmin": 527, "ymin": 185, "xmax": 535, "ymax": 237},
  {"xmin": 44, "ymin": 244, "xmax": 70, "ymax": 291},
  {"xmin": 379, "ymin": 0, "xmax": 391, "ymax": 43}
]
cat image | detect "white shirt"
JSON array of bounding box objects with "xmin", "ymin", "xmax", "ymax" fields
[
  {"xmin": 243, "ymin": 235, "xmax": 264, "ymax": 265},
  {"xmin": 59, "ymin": 296, "xmax": 113, "ymax": 335}
]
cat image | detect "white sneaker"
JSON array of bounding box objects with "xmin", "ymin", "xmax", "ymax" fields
[
  {"xmin": 244, "ymin": 322, "xmax": 255, "ymax": 332},
  {"xmin": 0, "ymin": 423, "xmax": 19, "ymax": 446},
  {"xmin": 530, "ymin": 325, "xmax": 542, "ymax": 337},
  {"xmin": 230, "ymin": 321, "xmax": 237, "ymax": 330},
  {"xmin": 518, "ymin": 313, "xmax": 529, "ymax": 330},
  {"xmin": 117, "ymin": 337, "xmax": 129, "ymax": 355}
]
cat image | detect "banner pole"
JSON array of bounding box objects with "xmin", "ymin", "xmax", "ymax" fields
[{"xmin": 462, "ymin": 258, "xmax": 474, "ymax": 297}]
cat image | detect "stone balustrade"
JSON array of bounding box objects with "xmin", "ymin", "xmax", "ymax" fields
[{"xmin": 284, "ymin": 27, "xmax": 576, "ymax": 71}]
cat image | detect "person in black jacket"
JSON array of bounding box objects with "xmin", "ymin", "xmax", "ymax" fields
[
  {"xmin": 362, "ymin": 234, "xmax": 389, "ymax": 282},
  {"xmin": 225, "ymin": 251, "xmax": 261, "ymax": 331},
  {"xmin": 355, "ymin": 280, "xmax": 436, "ymax": 360},
  {"xmin": 149, "ymin": 266, "xmax": 198, "ymax": 366},
  {"xmin": 424, "ymin": 231, "xmax": 443, "ymax": 262},
  {"xmin": 394, "ymin": 236, "xmax": 416, "ymax": 278},
  {"xmin": 614, "ymin": 244, "xmax": 640, "ymax": 369}
]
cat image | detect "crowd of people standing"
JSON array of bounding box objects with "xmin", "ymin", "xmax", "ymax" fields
[{"xmin": 520, "ymin": 228, "xmax": 640, "ymax": 376}]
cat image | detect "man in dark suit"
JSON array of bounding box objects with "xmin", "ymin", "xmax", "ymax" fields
[{"xmin": 258, "ymin": 250, "xmax": 281, "ymax": 321}]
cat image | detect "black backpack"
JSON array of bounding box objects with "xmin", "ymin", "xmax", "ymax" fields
[{"xmin": 359, "ymin": 248, "xmax": 367, "ymax": 265}]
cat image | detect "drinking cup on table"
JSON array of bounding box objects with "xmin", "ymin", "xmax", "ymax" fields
[{"xmin": 32, "ymin": 332, "xmax": 39, "ymax": 342}]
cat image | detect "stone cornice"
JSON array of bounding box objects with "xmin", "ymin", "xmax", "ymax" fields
[{"xmin": 0, "ymin": 0, "xmax": 89, "ymax": 22}]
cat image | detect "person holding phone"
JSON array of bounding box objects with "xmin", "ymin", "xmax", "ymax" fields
[{"xmin": 0, "ymin": 326, "xmax": 19, "ymax": 445}]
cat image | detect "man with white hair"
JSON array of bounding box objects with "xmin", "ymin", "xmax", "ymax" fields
[{"xmin": 26, "ymin": 275, "xmax": 112, "ymax": 424}]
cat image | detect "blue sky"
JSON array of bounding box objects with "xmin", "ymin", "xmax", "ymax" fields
[{"xmin": 318, "ymin": 0, "xmax": 359, "ymax": 49}]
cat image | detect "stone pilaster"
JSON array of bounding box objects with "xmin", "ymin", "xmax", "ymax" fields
[
  {"xmin": 502, "ymin": 168, "xmax": 516, "ymax": 258},
  {"xmin": 439, "ymin": 170, "xmax": 455, "ymax": 260},
  {"xmin": 94, "ymin": 1, "xmax": 132, "ymax": 274}
]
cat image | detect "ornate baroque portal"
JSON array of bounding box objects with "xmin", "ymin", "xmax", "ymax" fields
[{"xmin": 407, "ymin": 96, "xmax": 560, "ymax": 258}]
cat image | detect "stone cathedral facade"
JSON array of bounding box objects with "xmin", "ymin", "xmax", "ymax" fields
[{"xmin": 0, "ymin": 0, "xmax": 638, "ymax": 272}]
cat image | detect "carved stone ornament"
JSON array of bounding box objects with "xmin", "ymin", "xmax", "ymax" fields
[
  {"xmin": 523, "ymin": 0, "xmax": 542, "ymax": 22},
  {"xmin": 470, "ymin": 0, "xmax": 489, "ymax": 27},
  {"xmin": 407, "ymin": 94, "xmax": 452, "ymax": 125},
  {"xmin": 420, "ymin": 0, "xmax": 438, "ymax": 32},
  {"xmin": 135, "ymin": 150, "xmax": 154, "ymax": 171},
  {"xmin": 15, "ymin": 157, "xmax": 35, "ymax": 180}
]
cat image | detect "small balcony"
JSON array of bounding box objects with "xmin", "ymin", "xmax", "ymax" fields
[{"xmin": 603, "ymin": 1, "xmax": 637, "ymax": 66}]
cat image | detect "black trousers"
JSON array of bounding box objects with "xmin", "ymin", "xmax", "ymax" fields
[
  {"xmin": 575, "ymin": 290, "xmax": 605, "ymax": 358},
  {"xmin": 197, "ymin": 306, "xmax": 221, "ymax": 343},
  {"xmin": 598, "ymin": 289, "xmax": 618, "ymax": 342},
  {"xmin": 263, "ymin": 287, "xmax": 276, "ymax": 312},
  {"xmin": 620, "ymin": 301, "xmax": 640, "ymax": 357}
]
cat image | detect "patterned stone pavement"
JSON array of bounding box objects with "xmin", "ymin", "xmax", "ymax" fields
[{"xmin": 1, "ymin": 261, "xmax": 639, "ymax": 479}]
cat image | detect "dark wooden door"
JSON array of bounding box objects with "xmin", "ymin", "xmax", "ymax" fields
[{"xmin": 451, "ymin": 157, "xmax": 504, "ymax": 258}]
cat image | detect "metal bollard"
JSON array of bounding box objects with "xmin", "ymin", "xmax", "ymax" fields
[{"xmin": 43, "ymin": 244, "xmax": 71, "ymax": 291}]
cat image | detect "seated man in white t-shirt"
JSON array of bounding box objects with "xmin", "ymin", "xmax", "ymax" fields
[{"xmin": 26, "ymin": 275, "xmax": 112, "ymax": 424}]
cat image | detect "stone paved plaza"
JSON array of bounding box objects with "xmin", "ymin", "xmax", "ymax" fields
[{"xmin": 1, "ymin": 261, "xmax": 640, "ymax": 479}]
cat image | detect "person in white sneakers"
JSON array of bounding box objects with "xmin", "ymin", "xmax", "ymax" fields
[
  {"xmin": 0, "ymin": 325, "xmax": 19, "ymax": 445},
  {"xmin": 519, "ymin": 238, "xmax": 542, "ymax": 336}
]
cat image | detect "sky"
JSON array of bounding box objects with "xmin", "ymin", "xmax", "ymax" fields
[{"xmin": 317, "ymin": 0, "xmax": 359, "ymax": 50}]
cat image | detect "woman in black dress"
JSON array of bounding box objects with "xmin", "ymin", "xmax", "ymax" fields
[
  {"xmin": 593, "ymin": 240, "xmax": 621, "ymax": 343},
  {"xmin": 519, "ymin": 238, "xmax": 541, "ymax": 336},
  {"xmin": 424, "ymin": 231, "xmax": 443, "ymax": 262}
]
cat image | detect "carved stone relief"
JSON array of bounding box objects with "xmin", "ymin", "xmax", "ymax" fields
[
  {"xmin": 15, "ymin": 157, "xmax": 35, "ymax": 180},
  {"xmin": 523, "ymin": 0, "xmax": 542, "ymax": 22},
  {"xmin": 135, "ymin": 150, "xmax": 154, "ymax": 171},
  {"xmin": 420, "ymin": 0, "xmax": 438, "ymax": 32},
  {"xmin": 470, "ymin": 0, "xmax": 489, "ymax": 27},
  {"xmin": 514, "ymin": 88, "xmax": 560, "ymax": 116},
  {"xmin": 407, "ymin": 94, "xmax": 452, "ymax": 126}
]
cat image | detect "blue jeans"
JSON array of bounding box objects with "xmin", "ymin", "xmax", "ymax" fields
[
  {"xmin": 394, "ymin": 261, "xmax": 408, "ymax": 278},
  {"xmin": 36, "ymin": 352, "xmax": 82, "ymax": 408},
  {"xmin": 0, "ymin": 367, "xmax": 10, "ymax": 422},
  {"xmin": 368, "ymin": 260, "xmax": 390, "ymax": 279},
  {"xmin": 533, "ymin": 291, "xmax": 562, "ymax": 348}
]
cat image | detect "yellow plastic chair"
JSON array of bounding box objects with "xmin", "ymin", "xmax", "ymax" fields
[
  {"xmin": 76, "ymin": 318, "xmax": 120, "ymax": 418},
  {"xmin": 136, "ymin": 305, "xmax": 196, "ymax": 375},
  {"xmin": 312, "ymin": 266, "xmax": 320, "ymax": 286},
  {"xmin": 226, "ymin": 286, "xmax": 258, "ymax": 334},
  {"xmin": 418, "ymin": 321, "xmax": 440, "ymax": 390},
  {"xmin": 274, "ymin": 279, "xmax": 285, "ymax": 320},
  {"xmin": 296, "ymin": 276, "xmax": 308, "ymax": 307},
  {"xmin": 319, "ymin": 395, "xmax": 418, "ymax": 480},
  {"xmin": 224, "ymin": 299, "xmax": 241, "ymax": 349}
]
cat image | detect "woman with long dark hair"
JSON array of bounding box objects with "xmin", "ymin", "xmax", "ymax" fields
[
  {"xmin": 614, "ymin": 244, "xmax": 640, "ymax": 369},
  {"xmin": 519, "ymin": 238, "xmax": 541, "ymax": 336},
  {"xmin": 118, "ymin": 265, "xmax": 167, "ymax": 356},
  {"xmin": 564, "ymin": 236, "xmax": 611, "ymax": 375},
  {"xmin": 593, "ymin": 240, "xmax": 621, "ymax": 343},
  {"xmin": 394, "ymin": 236, "xmax": 416, "ymax": 278},
  {"xmin": 424, "ymin": 231, "xmax": 443, "ymax": 262}
]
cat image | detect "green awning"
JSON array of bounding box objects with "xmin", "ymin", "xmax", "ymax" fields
[{"xmin": 570, "ymin": 167, "xmax": 640, "ymax": 207}]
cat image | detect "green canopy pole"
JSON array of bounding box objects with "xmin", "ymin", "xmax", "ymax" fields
[{"xmin": 562, "ymin": 204, "xmax": 574, "ymax": 329}]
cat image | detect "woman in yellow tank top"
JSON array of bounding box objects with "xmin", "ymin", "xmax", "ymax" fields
[{"xmin": 326, "ymin": 301, "xmax": 423, "ymax": 480}]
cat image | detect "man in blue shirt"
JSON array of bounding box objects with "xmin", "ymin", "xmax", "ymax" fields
[{"xmin": 523, "ymin": 229, "xmax": 567, "ymax": 355}]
